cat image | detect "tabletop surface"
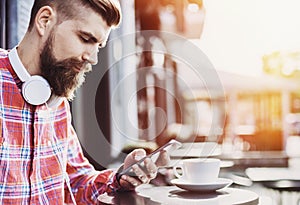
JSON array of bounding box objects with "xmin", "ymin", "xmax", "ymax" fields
[{"xmin": 97, "ymin": 184, "xmax": 259, "ymax": 205}]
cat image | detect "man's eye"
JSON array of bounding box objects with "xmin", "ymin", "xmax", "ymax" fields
[{"xmin": 81, "ymin": 36, "xmax": 89, "ymax": 42}]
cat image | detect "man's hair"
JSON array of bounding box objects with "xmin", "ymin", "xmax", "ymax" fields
[{"xmin": 28, "ymin": 0, "xmax": 122, "ymax": 30}]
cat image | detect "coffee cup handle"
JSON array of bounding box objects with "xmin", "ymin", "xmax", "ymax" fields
[{"xmin": 173, "ymin": 164, "xmax": 184, "ymax": 179}]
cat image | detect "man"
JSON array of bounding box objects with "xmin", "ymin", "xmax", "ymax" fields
[{"xmin": 0, "ymin": 0, "xmax": 168, "ymax": 204}]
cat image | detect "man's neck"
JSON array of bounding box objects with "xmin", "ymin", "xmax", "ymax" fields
[{"xmin": 17, "ymin": 32, "xmax": 42, "ymax": 76}]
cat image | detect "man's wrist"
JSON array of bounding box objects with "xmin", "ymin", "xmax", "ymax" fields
[{"xmin": 115, "ymin": 164, "xmax": 124, "ymax": 186}]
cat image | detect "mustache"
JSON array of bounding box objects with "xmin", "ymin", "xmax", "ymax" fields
[
  {"xmin": 41, "ymin": 57, "xmax": 92, "ymax": 99},
  {"xmin": 55, "ymin": 58, "xmax": 92, "ymax": 73}
]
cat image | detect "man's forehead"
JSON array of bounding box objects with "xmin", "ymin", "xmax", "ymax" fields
[{"xmin": 67, "ymin": 15, "xmax": 111, "ymax": 43}]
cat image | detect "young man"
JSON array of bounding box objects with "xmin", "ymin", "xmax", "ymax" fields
[{"xmin": 0, "ymin": 0, "xmax": 168, "ymax": 204}]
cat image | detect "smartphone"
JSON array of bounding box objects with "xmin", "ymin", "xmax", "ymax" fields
[{"xmin": 117, "ymin": 139, "xmax": 182, "ymax": 180}]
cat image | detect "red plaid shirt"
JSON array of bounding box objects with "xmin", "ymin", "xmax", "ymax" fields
[{"xmin": 0, "ymin": 48, "xmax": 121, "ymax": 204}]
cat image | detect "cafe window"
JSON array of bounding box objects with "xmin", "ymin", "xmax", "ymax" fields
[{"xmin": 233, "ymin": 92, "xmax": 283, "ymax": 151}]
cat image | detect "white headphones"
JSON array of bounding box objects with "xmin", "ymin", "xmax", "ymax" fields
[{"xmin": 8, "ymin": 47, "xmax": 63, "ymax": 107}]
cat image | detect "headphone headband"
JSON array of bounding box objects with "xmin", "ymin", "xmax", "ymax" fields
[{"xmin": 8, "ymin": 47, "xmax": 31, "ymax": 82}]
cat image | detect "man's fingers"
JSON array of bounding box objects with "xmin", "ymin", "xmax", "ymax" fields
[
  {"xmin": 155, "ymin": 150, "xmax": 170, "ymax": 167},
  {"xmin": 120, "ymin": 148, "xmax": 170, "ymax": 191},
  {"xmin": 132, "ymin": 164, "xmax": 150, "ymax": 184},
  {"xmin": 144, "ymin": 158, "xmax": 157, "ymax": 179},
  {"xmin": 120, "ymin": 175, "xmax": 141, "ymax": 189},
  {"xmin": 123, "ymin": 149, "xmax": 146, "ymax": 169}
]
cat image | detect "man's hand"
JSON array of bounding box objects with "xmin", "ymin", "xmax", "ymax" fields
[{"xmin": 118, "ymin": 148, "xmax": 169, "ymax": 190}]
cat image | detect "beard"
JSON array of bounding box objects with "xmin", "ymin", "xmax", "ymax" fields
[{"xmin": 40, "ymin": 31, "xmax": 92, "ymax": 100}]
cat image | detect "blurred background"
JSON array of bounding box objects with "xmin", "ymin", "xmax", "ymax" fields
[
  {"xmin": 2, "ymin": 0, "xmax": 300, "ymax": 203},
  {"xmin": 2, "ymin": 0, "xmax": 300, "ymax": 169},
  {"xmin": 81, "ymin": 0, "xmax": 300, "ymax": 164}
]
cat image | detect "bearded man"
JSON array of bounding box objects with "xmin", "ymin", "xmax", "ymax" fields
[{"xmin": 0, "ymin": 0, "xmax": 168, "ymax": 204}]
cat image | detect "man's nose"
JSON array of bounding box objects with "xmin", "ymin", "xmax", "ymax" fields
[{"xmin": 82, "ymin": 48, "xmax": 98, "ymax": 65}]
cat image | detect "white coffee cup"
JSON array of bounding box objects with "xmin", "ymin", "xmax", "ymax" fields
[{"xmin": 173, "ymin": 158, "xmax": 220, "ymax": 184}]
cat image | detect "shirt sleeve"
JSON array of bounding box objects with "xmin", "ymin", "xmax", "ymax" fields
[{"xmin": 64, "ymin": 105, "xmax": 122, "ymax": 204}]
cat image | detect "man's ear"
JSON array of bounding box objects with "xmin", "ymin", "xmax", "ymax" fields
[{"xmin": 35, "ymin": 6, "xmax": 56, "ymax": 36}]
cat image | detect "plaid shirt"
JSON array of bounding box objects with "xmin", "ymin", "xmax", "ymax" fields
[{"xmin": 0, "ymin": 49, "xmax": 121, "ymax": 204}]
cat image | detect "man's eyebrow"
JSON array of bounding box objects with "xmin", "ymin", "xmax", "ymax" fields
[{"xmin": 79, "ymin": 30, "xmax": 101, "ymax": 43}]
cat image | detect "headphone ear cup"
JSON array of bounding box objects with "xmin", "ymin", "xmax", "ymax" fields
[{"xmin": 22, "ymin": 75, "xmax": 52, "ymax": 105}]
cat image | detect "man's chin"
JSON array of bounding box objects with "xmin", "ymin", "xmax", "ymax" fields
[
  {"xmin": 53, "ymin": 71, "xmax": 87, "ymax": 101},
  {"xmin": 64, "ymin": 82, "xmax": 85, "ymax": 101}
]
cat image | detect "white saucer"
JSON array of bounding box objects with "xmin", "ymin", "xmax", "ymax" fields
[{"xmin": 171, "ymin": 178, "xmax": 233, "ymax": 192}]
